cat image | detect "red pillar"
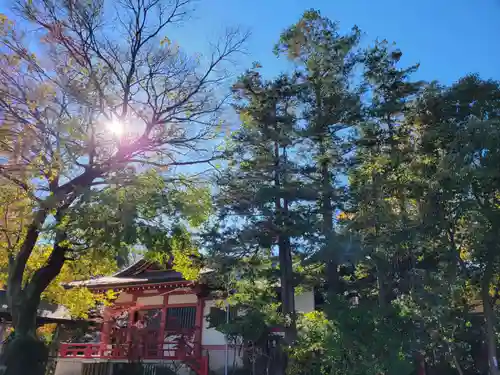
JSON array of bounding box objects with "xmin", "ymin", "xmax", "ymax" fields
[
  {"xmin": 160, "ymin": 304, "xmax": 167, "ymax": 358},
  {"xmin": 127, "ymin": 307, "xmax": 136, "ymax": 343},
  {"xmin": 194, "ymin": 296, "xmax": 205, "ymax": 357},
  {"xmin": 100, "ymin": 307, "xmax": 111, "ymax": 356}
]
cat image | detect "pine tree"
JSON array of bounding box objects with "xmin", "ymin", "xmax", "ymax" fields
[
  {"xmin": 350, "ymin": 40, "xmax": 424, "ymax": 307},
  {"xmin": 275, "ymin": 9, "xmax": 363, "ymax": 298},
  {"xmin": 412, "ymin": 75, "xmax": 500, "ymax": 375},
  {"xmin": 210, "ymin": 70, "xmax": 313, "ymax": 348}
]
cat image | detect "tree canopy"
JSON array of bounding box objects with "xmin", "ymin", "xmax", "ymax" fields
[
  {"xmin": 203, "ymin": 9, "xmax": 500, "ymax": 375},
  {"xmin": 0, "ymin": 0, "xmax": 244, "ymax": 373}
]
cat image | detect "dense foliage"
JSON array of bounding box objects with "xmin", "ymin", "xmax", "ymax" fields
[{"xmin": 205, "ymin": 9, "xmax": 500, "ymax": 375}]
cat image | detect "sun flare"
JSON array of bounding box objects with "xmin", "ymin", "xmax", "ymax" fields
[{"xmin": 107, "ymin": 119, "xmax": 124, "ymax": 135}]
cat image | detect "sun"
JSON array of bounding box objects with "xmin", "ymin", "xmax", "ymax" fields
[{"xmin": 106, "ymin": 118, "xmax": 124, "ymax": 136}]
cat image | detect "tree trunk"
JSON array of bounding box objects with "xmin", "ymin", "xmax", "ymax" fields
[
  {"xmin": 4, "ymin": 240, "xmax": 66, "ymax": 375},
  {"xmin": 416, "ymin": 353, "xmax": 426, "ymax": 375},
  {"xmin": 452, "ymin": 354, "xmax": 464, "ymax": 375},
  {"xmin": 319, "ymin": 141, "xmax": 340, "ymax": 300},
  {"xmin": 326, "ymin": 260, "xmax": 340, "ymax": 299},
  {"xmin": 313, "ymin": 82, "xmax": 340, "ymax": 300},
  {"xmin": 482, "ymin": 265, "xmax": 500, "ymax": 375},
  {"xmin": 376, "ymin": 262, "xmax": 387, "ymax": 309},
  {"xmin": 10, "ymin": 290, "xmax": 40, "ymax": 336},
  {"xmin": 279, "ymin": 233, "xmax": 296, "ymax": 342},
  {"xmin": 2, "ymin": 291, "xmax": 48, "ymax": 375},
  {"xmin": 279, "ymin": 144, "xmax": 296, "ymax": 344},
  {"xmin": 272, "ymin": 138, "xmax": 296, "ymax": 340},
  {"xmin": 273, "ymin": 135, "xmax": 296, "ymax": 375}
]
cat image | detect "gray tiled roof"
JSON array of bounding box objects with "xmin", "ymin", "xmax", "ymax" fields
[
  {"xmin": 0, "ymin": 290, "xmax": 72, "ymax": 322},
  {"xmin": 67, "ymin": 273, "xmax": 185, "ymax": 288},
  {"xmin": 67, "ymin": 259, "xmax": 214, "ymax": 289}
]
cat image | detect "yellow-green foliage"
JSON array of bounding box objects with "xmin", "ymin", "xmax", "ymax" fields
[{"xmin": 0, "ymin": 245, "xmax": 118, "ymax": 318}]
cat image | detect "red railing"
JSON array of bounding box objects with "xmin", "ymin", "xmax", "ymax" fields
[
  {"xmin": 59, "ymin": 342, "xmax": 208, "ymax": 375},
  {"xmin": 59, "ymin": 343, "xmax": 101, "ymax": 358},
  {"xmin": 58, "ymin": 327, "xmax": 208, "ymax": 375},
  {"xmin": 58, "ymin": 341, "xmax": 196, "ymax": 360}
]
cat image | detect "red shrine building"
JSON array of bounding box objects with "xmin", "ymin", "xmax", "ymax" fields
[{"xmin": 55, "ymin": 260, "xmax": 315, "ymax": 375}]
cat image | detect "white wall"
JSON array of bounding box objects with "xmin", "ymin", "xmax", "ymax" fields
[
  {"xmin": 136, "ymin": 295, "xmax": 164, "ymax": 306},
  {"xmin": 54, "ymin": 361, "xmax": 83, "ymax": 375},
  {"xmin": 201, "ymin": 289, "xmax": 315, "ymax": 346},
  {"xmin": 295, "ymin": 289, "xmax": 315, "ymax": 313},
  {"xmin": 201, "ymin": 289, "xmax": 315, "ymax": 372},
  {"xmin": 115, "ymin": 292, "xmax": 133, "ymax": 304},
  {"xmin": 168, "ymin": 294, "xmax": 197, "ymax": 304},
  {"xmin": 201, "ymin": 300, "xmax": 244, "ymax": 372},
  {"xmin": 201, "ymin": 300, "xmax": 226, "ymax": 346},
  {"xmin": 205, "ymin": 347, "xmax": 243, "ymax": 373}
]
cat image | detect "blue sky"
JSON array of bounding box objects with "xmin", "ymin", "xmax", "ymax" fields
[
  {"xmin": 5, "ymin": 0, "xmax": 499, "ymax": 178},
  {"xmin": 170, "ymin": 0, "xmax": 500, "ymax": 85},
  {"xmin": 7, "ymin": 0, "xmax": 499, "ymax": 97},
  {"xmin": 162, "ymin": 0, "xmax": 500, "ymax": 177}
]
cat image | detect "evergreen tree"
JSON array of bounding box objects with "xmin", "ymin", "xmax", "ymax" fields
[
  {"xmin": 349, "ymin": 40, "xmax": 424, "ymax": 308},
  {"xmin": 275, "ymin": 9, "xmax": 363, "ymax": 298},
  {"xmin": 210, "ymin": 70, "xmax": 311, "ymax": 347},
  {"xmin": 411, "ymin": 75, "xmax": 500, "ymax": 375}
]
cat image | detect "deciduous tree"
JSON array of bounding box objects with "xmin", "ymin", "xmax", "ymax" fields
[{"xmin": 0, "ymin": 0, "xmax": 244, "ymax": 373}]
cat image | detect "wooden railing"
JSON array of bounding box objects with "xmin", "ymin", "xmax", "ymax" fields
[
  {"xmin": 59, "ymin": 342, "xmax": 208, "ymax": 375},
  {"xmin": 58, "ymin": 327, "xmax": 208, "ymax": 375},
  {"xmin": 59, "ymin": 343, "xmax": 101, "ymax": 358},
  {"xmin": 58, "ymin": 341, "xmax": 195, "ymax": 360}
]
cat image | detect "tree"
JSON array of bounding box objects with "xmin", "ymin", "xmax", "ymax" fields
[
  {"xmin": 213, "ymin": 69, "xmax": 306, "ymax": 336},
  {"xmin": 275, "ymin": 9, "xmax": 363, "ymax": 299},
  {"xmin": 289, "ymin": 308, "xmax": 415, "ymax": 375},
  {"xmin": 0, "ymin": 0, "xmax": 245, "ymax": 373},
  {"xmin": 349, "ymin": 40, "xmax": 424, "ymax": 308},
  {"xmin": 410, "ymin": 75, "xmax": 500, "ymax": 375},
  {"xmin": 208, "ymin": 12, "xmax": 430, "ymax": 375},
  {"xmin": 206, "ymin": 68, "xmax": 323, "ymax": 375},
  {"xmin": 348, "ymin": 46, "xmax": 500, "ymax": 375}
]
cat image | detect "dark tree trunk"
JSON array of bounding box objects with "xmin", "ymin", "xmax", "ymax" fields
[
  {"xmin": 273, "ymin": 135, "xmax": 296, "ymax": 375},
  {"xmin": 481, "ymin": 266, "xmax": 500, "ymax": 375},
  {"xmin": 319, "ymin": 141, "xmax": 340, "ymax": 300},
  {"xmin": 4, "ymin": 238, "xmax": 66, "ymax": 375},
  {"xmin": 3, "ymin": 290, "xmax": 48, "ymax": 375},
  {"xmin": 276, "ymin": 142, "xmax": 296, "ymax": 344},
  {"xmin": 416, "ymin": 353, "xmax": 427, "ymax": 375},
  {"xmin": 2, "ymin": 335, "xmax": 48, "ymax": 375},
  {"xmin": 10, "ymin": 291, "xmax": 39, "ymax": 337},
  {"xmin": 279, "ymin": 232, "xmax": 296, "ymax": 341},
  {"xmin": 313, "ymin": 79, "xmax": 339, "ymax": 300}
]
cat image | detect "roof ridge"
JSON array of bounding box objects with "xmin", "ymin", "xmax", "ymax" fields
[{"xmin": 113, "ymin": 258, "xmax": 152, "ymax": 277}]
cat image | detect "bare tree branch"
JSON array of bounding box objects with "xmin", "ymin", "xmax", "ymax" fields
[{"xmin": 0, "ymin": 0, "xmax": 246, "ymax": 334}]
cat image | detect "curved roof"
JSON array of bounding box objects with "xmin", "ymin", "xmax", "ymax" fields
[{"xmin": 68, "ymin": 259, "xmax": 213, "ymax": 289}]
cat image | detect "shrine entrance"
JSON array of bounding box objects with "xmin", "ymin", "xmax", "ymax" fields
[{"xmin": 104, "ymin": 303, "xmax": 200, "ymax": 360}]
